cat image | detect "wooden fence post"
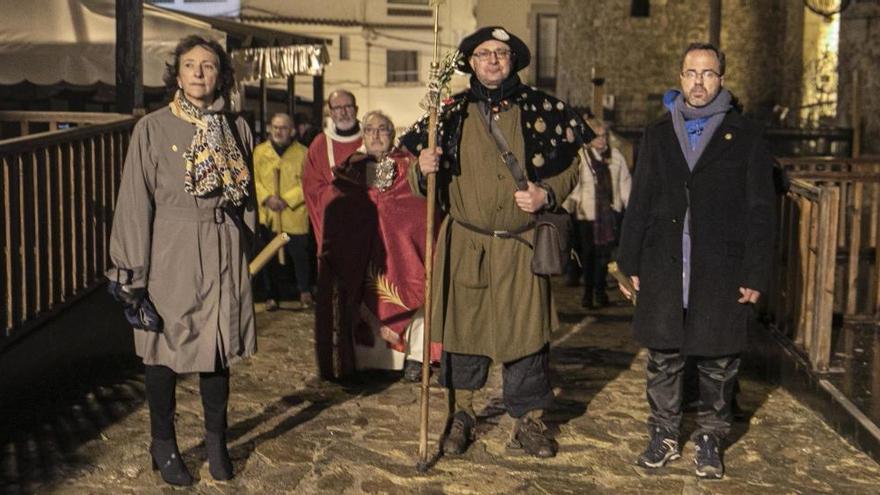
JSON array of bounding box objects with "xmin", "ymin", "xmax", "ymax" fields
[{"xmin": 811, "ymin": 185, "xmax": 840, "ymax": 371}]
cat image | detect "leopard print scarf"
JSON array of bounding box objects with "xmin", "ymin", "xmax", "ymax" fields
[{"xmin": 169, "ymin": 90, "xmax": 250, "ymax": 206}]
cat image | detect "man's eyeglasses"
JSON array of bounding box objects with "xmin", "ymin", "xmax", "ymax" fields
[
  {"xmin": 681, "ymin": 69, "xmax": 721, "ymax": 81},
  {"xmin": 471, "ymin": 49, "xmax": 512, "ymax": 61},
  {"xmin": 329, "ymin": 104, "xmax": 356, "ymax": 112},
  {"xmin": 364, "ymin": 126, "xmax": 392, "ymax": 136}
]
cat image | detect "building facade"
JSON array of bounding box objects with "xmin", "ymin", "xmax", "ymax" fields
[{"xmin": 239, "ymin": 0, "xmax": 477, "ymax": 131}]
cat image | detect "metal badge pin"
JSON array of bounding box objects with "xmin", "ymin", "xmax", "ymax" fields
[
  {"xmin": 172, "ymin": 144, "xmax": 178, "ymax": 152},
  {"xmin": 724, "ymin": 133, "xmax": 733, "ymax": 140}
]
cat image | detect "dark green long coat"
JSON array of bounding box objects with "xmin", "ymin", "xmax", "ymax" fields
[{"xmin": 409, "ymin": 103, "xmax": 578, "ymax": 362}]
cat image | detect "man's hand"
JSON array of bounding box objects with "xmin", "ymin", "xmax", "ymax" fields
[
  {"xmin": 619, "ymin": 275, "xmax": 640, "ymax": 300},
  {"xmin": 265, "ymin": 195, "xmax": 287, "ymax": 212},
  {"xmin": 419, "ymin": 147, "xmax": 442, "ymax": 175},
  {"xmin": 738, "ymin": 287, "xmax": 760, "ymax": 304},
  {"xmin": 514, "ymin": 181, "xmax": 548, "ymax": 213}
]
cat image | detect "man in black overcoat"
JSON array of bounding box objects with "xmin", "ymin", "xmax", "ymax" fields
[{"xmin": 617, "ymin": 43, "xmax": 776, "ymax": 480}]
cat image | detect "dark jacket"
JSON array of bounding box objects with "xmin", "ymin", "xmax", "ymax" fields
[{"xmin": 617, "ymin": 110, "xmax": 776, "ymax": 356}]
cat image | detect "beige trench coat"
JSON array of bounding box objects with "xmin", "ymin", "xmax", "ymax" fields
[
  {"xmin": 107, "ymin": 106, "xmax": 257, "ymax": 373},
  {"xmin": 410, "ymin": 103, "xmax": 579, "ymax": 363}
]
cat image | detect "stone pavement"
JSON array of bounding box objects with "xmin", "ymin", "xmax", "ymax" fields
[{"xmin": 4, "ymin": 283, "xmax": 880, "ymax": 494}]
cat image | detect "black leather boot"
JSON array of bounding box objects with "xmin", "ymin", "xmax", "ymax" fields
[
  {"xmin": 150, "ymin": 438, "xmax": 194, "ymax": 486},
  {"xmin": 205, "ymin": 431, "xmax": 234, "ymax": 480}
]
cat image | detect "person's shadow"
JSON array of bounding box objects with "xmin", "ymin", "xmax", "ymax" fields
[{"xmin": 183, "ymin": 373, "xmax": 399, "ymax": 479}]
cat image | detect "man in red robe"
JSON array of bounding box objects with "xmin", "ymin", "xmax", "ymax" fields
[
  {"xmin": 317, "ymin": 110, "xmax": 440, "ymax": 381},
  {"xmin": 302, "ymin": 89, "xmax": 363, "ymax": 254}
]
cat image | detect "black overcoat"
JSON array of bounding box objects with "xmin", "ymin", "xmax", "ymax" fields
[{"xmin": 617, "ymin": 110, "xmax": 776, "ymax": 356}]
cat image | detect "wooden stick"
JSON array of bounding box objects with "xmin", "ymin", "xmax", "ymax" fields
[
  {"xmin": 249, "ymin": 233, "xmax": 290, "ymax": 276},
  {"xmin": 607, "ymin": 261, "xmax": 636, "ymax": 306},
  {"xmin": 418, "ymin": 1, "xmax": 442, "ymax": 473},
  {"xmin": 274, "ymin": 168, "xmax": 286, "ymax": 265}
]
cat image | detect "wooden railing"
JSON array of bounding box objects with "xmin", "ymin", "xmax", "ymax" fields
[
  {"xmin": 773, "ymin": 177, "xmax": 840, "ymax": 371},
  {"xmin": 0, "ymin": 111, "xmax": 133, "ymax": 139},
  {"xmin": 0, "ymin": 116, "xmax": 138, "ymax": 340},
  {"xmin": 773, "ymin": 156, "xmax": 880, "ymax": 371}
]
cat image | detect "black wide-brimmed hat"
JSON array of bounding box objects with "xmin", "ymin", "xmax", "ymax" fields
[{"xmin": 456, "ymin": 26, "xmax": 531, "ymax": 74}]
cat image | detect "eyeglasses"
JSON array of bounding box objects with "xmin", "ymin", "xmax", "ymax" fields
[
  {"xmin": 329, "ymin": 104, "xmax": 356, "ymax": 112},
  {"xmin": 681, "ymin": 69, "xmax": 721, "ymax": 81},
  {"xmin": 471, "ymin": 49, "xmax": 512, "ymax": 61},
  {"xmin": 364, "ymin": 126, "xmax": 392, "ymax": 136}
]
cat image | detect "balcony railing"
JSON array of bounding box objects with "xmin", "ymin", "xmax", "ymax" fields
[{"xmin": 1, "ymin": 114, "xmax": 138, "ymax": 341}]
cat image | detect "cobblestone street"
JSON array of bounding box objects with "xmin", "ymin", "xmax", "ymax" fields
[{"xmin": 5, "ymin": 283, "xmax": 880, "ymax": 494}]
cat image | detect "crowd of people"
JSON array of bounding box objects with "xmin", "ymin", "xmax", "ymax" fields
[{"xmin": 105, "ymin": 25, "xmax": 775, "ymax": 487}]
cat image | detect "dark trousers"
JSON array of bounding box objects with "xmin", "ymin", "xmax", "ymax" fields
[
  {"xmin": 575, "ymin": 220, "xmax": 612, "ymax": 300},
  {"xmin": 438, "ymin": 346, "xmax": 554, "ymax": 418},
  {"xmin": 646, "ymin": 349, "xmax": 740, "ymax": 439},
  {"xmin": 258, "ymin": 226, "xmax": 312, "ymax": 299},
  {"xmin": 144, "ymin": 365, "xmax": 230, "ymax": 440}
]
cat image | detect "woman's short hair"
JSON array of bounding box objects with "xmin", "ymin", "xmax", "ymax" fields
[
  {"xmin": 362, "ymin": 110, "xmax": 396, "ymax": 143},
  {"xmin": 163, "ymin": 35, "xmax": 235, "ymax": 102}
]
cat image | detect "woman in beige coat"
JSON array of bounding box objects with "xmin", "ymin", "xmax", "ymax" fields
[{"xmin": 106, "ymin": 36, "xmax": 255, "ymax": 486}]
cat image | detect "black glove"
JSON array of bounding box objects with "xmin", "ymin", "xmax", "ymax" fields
[{"xmin": 108, "ymin": 281, "xmax": 164, "ymax": 333}]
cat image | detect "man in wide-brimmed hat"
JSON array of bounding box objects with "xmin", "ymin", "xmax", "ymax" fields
[{"xmin": 402, "ymin": 26, "xmax": 591, "ymax": 459}]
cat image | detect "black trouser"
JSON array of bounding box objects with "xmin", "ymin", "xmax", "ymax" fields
[
  {"xmin": 144, "ymin": 365, "xmax": 230, "ymax": 440},
  {"xmin": 646, "ymin": 349, "xmax": 740, "ymax": 439},
  {"xmin": 258, "ymin": 225, "xmax": 312, "ymax": 299},
  {"xmin": 438, "ymin": 346, "xmax": 554, "ymax": 419},
  {"xmin": 575, "ymin": 220, "xmax": 611, "ymax": 300}
]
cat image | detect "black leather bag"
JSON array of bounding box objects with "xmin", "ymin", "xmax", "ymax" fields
[{"xmin": 475, "ymin": 104, "xmax": 570, "ymax": 276}]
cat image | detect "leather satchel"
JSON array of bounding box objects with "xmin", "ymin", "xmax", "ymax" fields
[{"xmin": 475, "ymin": 104, "xmax": 570, "ymax": 276}]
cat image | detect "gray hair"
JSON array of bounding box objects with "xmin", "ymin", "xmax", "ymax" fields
[{"xmin": 362, "ymin": 110, "xmax": 396, "ymax": 142}]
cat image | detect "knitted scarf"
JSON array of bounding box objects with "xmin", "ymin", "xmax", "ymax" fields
[
  {"xmin": 169, "ymin": 90, "xmax": 250, "ymax": 206},
  {"xmin": 667, "ymin": 88, "xmax": 732, "ymax": 170},
  {"xmin": 586, "ymin": 147, "xmax": 616, "ymax": 245}
]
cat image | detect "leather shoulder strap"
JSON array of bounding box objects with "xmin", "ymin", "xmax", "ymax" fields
[{"xmin": 474, "ymin": 102, "xmax": 528, "ymax": 191}]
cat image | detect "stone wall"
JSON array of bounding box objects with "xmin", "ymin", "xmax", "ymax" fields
[
  {"xmin": 838, "ymin": 1, "xmax": 880, "ymax": 154},
  {"xmin": 557, "ymin": 0, "xmax": 801, "ymax": 128}
]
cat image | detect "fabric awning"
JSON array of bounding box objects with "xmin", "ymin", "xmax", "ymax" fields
[
  {"xmin": 0, "ymin": 0, "xmax": 225, "ymax": 87},
  {"xmin": 230, "ymin": 45, "xmax": 330, "ymax": 82}
]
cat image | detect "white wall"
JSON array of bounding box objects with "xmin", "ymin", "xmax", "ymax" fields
[{"xmin": 240, "ymin": 0, "xmax": 476, "ymax": 131}]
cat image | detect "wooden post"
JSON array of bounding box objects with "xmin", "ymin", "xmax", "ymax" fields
[
  {"xmin": 590, "ymin": 67, "xmax": 604, "ymax": 119},
  {"xmin": 852, "ymin": 69, "xmax": 861, "ymax": 159},
  {"xmin": 259, "ymin": 78, "xmax": 268, "ymax": 142},
  {"xmin": 115, "ymin": 0, "xmax": 144, "ymax": 115},
  {"xmin": 811, "ymin": 186, "xmax": 839, "ymax": 371},
  {"xmin": 797, "ymin": 196, "xmax": 813, "ymax": 346},
  {"xmin": 709, "ymin": 0, "xmax": 722, "ymax": 47},
  {"xmin": 287, "ymin": 75, "xmax": 297, "ymax": 119},
  {"xmin": 846, "ymin": 182, "xmax": 863, "ymax": 315},
  {"xmin": 312, "ymin": 74, "xmax": 325, "ymax": 129}
]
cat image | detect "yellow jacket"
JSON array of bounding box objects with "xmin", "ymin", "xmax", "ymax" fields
[{"xmin": 253, "ymin": 140, "xmax": 310, "ymax": 234}]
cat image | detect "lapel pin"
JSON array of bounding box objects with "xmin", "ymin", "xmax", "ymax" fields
[
  {"xmin": 724, "ymin": 133, "xmax": 733, "ymax": 141},
  {"xmin": 172, "ymin": 144, "xmax": 178, "ymax": 152}
]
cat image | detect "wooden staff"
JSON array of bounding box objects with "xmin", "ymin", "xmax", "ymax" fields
[
  {"xmin": 250, "ymin": 233, "xmax": 290, "ymax": 276},
  {"xmin": 608, "ymin": 261, "xmax": 637, "ymax": 306},
  {"xmin": 417, "ymin": 0, "xmax": 443, "ymax": 474},
  {"xmin": 274, "ymin": 168, "xmax": 286, "ymax": 265}
]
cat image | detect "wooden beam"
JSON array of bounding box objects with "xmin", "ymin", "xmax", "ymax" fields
[
  {"xmin": 709, "ymin": 0, "xmax": 722, "ymax": 47},
  {"xmin": 259, "ymin": 78, "xmax": 268, "ymax": 141},
  {"xmin": 313, "ymin": 74, "xmax": 325, "ymax": 129},
  {"xmin": 115, "ymin": 0, "xmax": 144, "ymax": 115},
  {"xmin": 287, "ymin": 76, "xmax": 297, "ymax": 119}
]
